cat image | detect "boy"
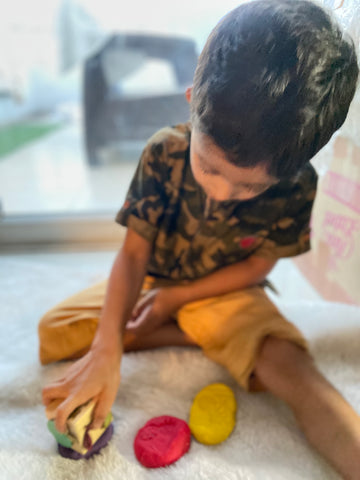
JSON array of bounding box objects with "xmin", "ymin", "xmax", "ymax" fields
[{"xmin": 40, "ymin": 0, "xmax": 359, "ymax": 477}]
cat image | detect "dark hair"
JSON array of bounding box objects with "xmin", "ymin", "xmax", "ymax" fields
[{"xmin": 191, "ymin": 0, "xmax": 359, "ymax": 178}]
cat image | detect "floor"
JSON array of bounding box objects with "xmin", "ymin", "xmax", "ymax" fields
[
  {"xmin": 0, "ymin": 248, "xmax": 322, "ymax": 305},
  {"xmin": 3, "ymin": 247, "xmax": 356, "ymax": 480}
]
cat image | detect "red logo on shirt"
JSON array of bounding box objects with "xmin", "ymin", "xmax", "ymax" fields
[
  {"xmin": 239, "ymin": 236, "xmax": 257, "ymax": 249},
  {"xmin": 123, "ymin": 200, "xmax": 130, "ymax": 209}
]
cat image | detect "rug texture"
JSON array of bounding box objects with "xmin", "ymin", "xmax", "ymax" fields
[{"xmin": 1, "ymin": 254, "xmax": 360, "ymax": 480}]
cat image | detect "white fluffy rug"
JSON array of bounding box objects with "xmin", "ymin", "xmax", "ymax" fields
[{"xmin": 1, "ymin": 252, "xmax": 360, "ymax": 480}]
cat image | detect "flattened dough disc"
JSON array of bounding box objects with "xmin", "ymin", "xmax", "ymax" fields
[
  {"xmin": 134, "ymin": 415, "xmax": 191, "ymax": 468},
  {"xmin": 189, "ymin": 383, "xmax": 237, "ymax": 445}
]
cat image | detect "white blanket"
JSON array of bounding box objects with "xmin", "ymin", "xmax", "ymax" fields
[{"xmin": 1, "ymin": 253, "xmax": 360, "ymax": 480}]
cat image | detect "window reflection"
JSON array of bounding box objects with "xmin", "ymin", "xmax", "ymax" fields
[{"xmin": 0, "ymin": 0, "xmax": 243, "ymax": 217}]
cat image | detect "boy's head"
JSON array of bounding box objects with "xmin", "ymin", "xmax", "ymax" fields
[{"xmin": 188, "ymin": 0, "xmax": 358, "ymax": 201}]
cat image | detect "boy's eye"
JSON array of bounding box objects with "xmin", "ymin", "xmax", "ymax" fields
[
  {"xmin": 199, "ymin": 165, "xmax": 213, "ymax": 175},
  {"xmin": 242, "ymin": 183, "xmax": 269, "ymax": 194},
  {"xmin": 197, "ymin": 157, "xmax": 220, "ymax": 176},
  {"xmin": 243, "ymin": 184, "xmax": 258, "ymax": 192}
]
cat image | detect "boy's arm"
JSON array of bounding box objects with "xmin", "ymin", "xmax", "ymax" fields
[
  {"xmin": 165, "ymin": 254, "xmax": 276, "ymax": 310},
  {"xmin": 129, "ymin": 255, "xmax": 276, "ymax": 336},
  {"xmin": 162, "ymin": 164, "xmax": 318, "ymax": 310},
  {"xmin": 42, "ymin": 227, "xmax": 152, "ymax": 433},
  {"xmin": 94, "ymin": 227, "xmax": 152, "ymax": 346}
]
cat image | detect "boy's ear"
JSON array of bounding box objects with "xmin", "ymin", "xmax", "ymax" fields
[{"xmin": 185, "ymin": 86, "xmax": 192, "ymax": 104}]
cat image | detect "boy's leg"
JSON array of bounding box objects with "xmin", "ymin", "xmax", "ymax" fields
[
  {"xmin": 254, "ymin": 336, "xmax": 360, "ymax": 480},
  {"xmin": 38, "ymin": 281, "xmax": 107, "ymax": 365},
  {"xmin": 123, "ymin": 322, "xmax": 197, "ymax": 352},
  {"xmin": 176, "ymin": 286, "xmax": 309, "ymax": 390},
  {"xmin": 39, "ymin": 278, "xmax": 196, "ymax": 364},
  {"xmin": 121, "ymin": 275, "xmax": 198, "ymax": 351},
  {"xmin": 176, "ymin": 286, "xmax": 360, "ymax": 478}
]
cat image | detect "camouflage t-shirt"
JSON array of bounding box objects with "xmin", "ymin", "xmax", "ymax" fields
[{"xmin": 116, "ymin": 123, "xmax": 317, "ymax": 281}]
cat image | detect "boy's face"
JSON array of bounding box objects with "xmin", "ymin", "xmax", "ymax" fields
[{"xmin": 190, "ymin": 128, "xmax": 279, "ymax": 202}]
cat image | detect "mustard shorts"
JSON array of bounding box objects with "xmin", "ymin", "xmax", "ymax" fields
[{"xmin": 38, "ymin": 276, "xmax": 307, "ymax": 391}]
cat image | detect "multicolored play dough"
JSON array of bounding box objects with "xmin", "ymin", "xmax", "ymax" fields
[
  {"xmin": 58, "ymin": 423, "xmax": 114, "ymax": 460},
  {"xmin": 134, "ymin": 415, "xmax": 191, "ymax": 468},
  {"xmin": 189, "ymin": 383, "xmax": 237, "ymax": 445},
  {"xmin": 47, "ymin": 420, "xmax": 73, "ymax": 449},
  {"xmin": 46, "ymin": 399, "xmax": 114, "ymax": 459}
]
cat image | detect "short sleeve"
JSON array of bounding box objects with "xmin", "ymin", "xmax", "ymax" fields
[
  {"xmin": 115, "ymin": 138, "xmax": 170, "ymax": 243},
  {"xmin": 253, "ymin": 164, "xmax": 318, "ymax": 261}
]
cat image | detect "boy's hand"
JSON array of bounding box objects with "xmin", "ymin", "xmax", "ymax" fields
[
  {"xmin": 42, "ymin": 341, "xmax": 121, "ymax": 433},
  {"xmin": 127, "ymin": 288, "xmax": 180, "ymax": 336}
]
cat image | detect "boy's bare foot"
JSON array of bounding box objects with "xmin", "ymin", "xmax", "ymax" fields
[
  {"xmin": 123, "ymin": 322, "xmax": 197, "ymax": 352},
  {"xmin": 254, "ymin": 336, "xmax": 360, "ymax": 480}
]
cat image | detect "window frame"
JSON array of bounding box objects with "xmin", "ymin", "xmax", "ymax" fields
[{"xmin": 0, "ymin": 212, "xmax": 125, "ymax": 252}]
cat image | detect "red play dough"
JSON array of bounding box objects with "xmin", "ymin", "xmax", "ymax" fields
[{"xmin": 134, "ymin": 415, "xmax": 191, "ymax": 468}]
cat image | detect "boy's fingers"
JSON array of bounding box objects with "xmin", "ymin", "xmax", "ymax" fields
[
  {"xmin": 132, "ymin": 300, "xmax": 146, "ymax": 318},
  {"xmin": 49, "ymin": 375, "xmax": 67, "ymax": 384},
  {"xmin": 127, "ymin": 307, "xmax": 152, "ymax": 334},
  {"xmin": 132, "ymin": 308, "xmax": 166, "ymax": 336},
  {"xmin": 91, "ymin": 392, "xmax": 113, "ymax": 429},
  {"xmin": 55, "ymin": 393, "xmax": 88, "ymax": 433},
  {"xmin": 42, "ymin": 361, "xmax": 88, "ymax": 403},
  {"xmin": 42, "ymin": 384, "xmax": 69, "ymax": 405},
  {"xmin": 132, "ymin": 291, "xmax": 155, "ymax": 317},
  {"xmin": 45, "ymin": 398, "xmax": 64, "ymax": 420},
  {"xmin": 43, "ymin": 377, "xmax": 67, "ymax": 389}
]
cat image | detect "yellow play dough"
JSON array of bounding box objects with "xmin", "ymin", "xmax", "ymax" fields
[{"xmin": 189, "ymin": 383, "xmax": 237, "ymax": 445}]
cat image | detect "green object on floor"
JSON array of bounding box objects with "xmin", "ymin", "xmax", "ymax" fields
[
  {"xmin": 47, "ymin": 420, "xmax": 73, "ymax": 449},
  {"xmin": 0, "ymin": 122, "xmax": 64, "ymax": 159}
]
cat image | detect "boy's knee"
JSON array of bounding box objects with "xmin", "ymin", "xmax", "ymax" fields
[
  {"xmin": 254, "ymin": 336, "xmax": 314, "ymax": 392},
  {"xmin": 38, "ymin": 310, "xmax": 56, "ymax": 348},
  {"xmin": 39, "ymin": 309, "xmax": 55, "ymax": 328},
  {"xmin": 38, "ymin": 309, "xmax": 98, "ymax": 365},
  {"xmin": 38, "ymin": 311, "xmax": 63, "ymax": 365}
]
